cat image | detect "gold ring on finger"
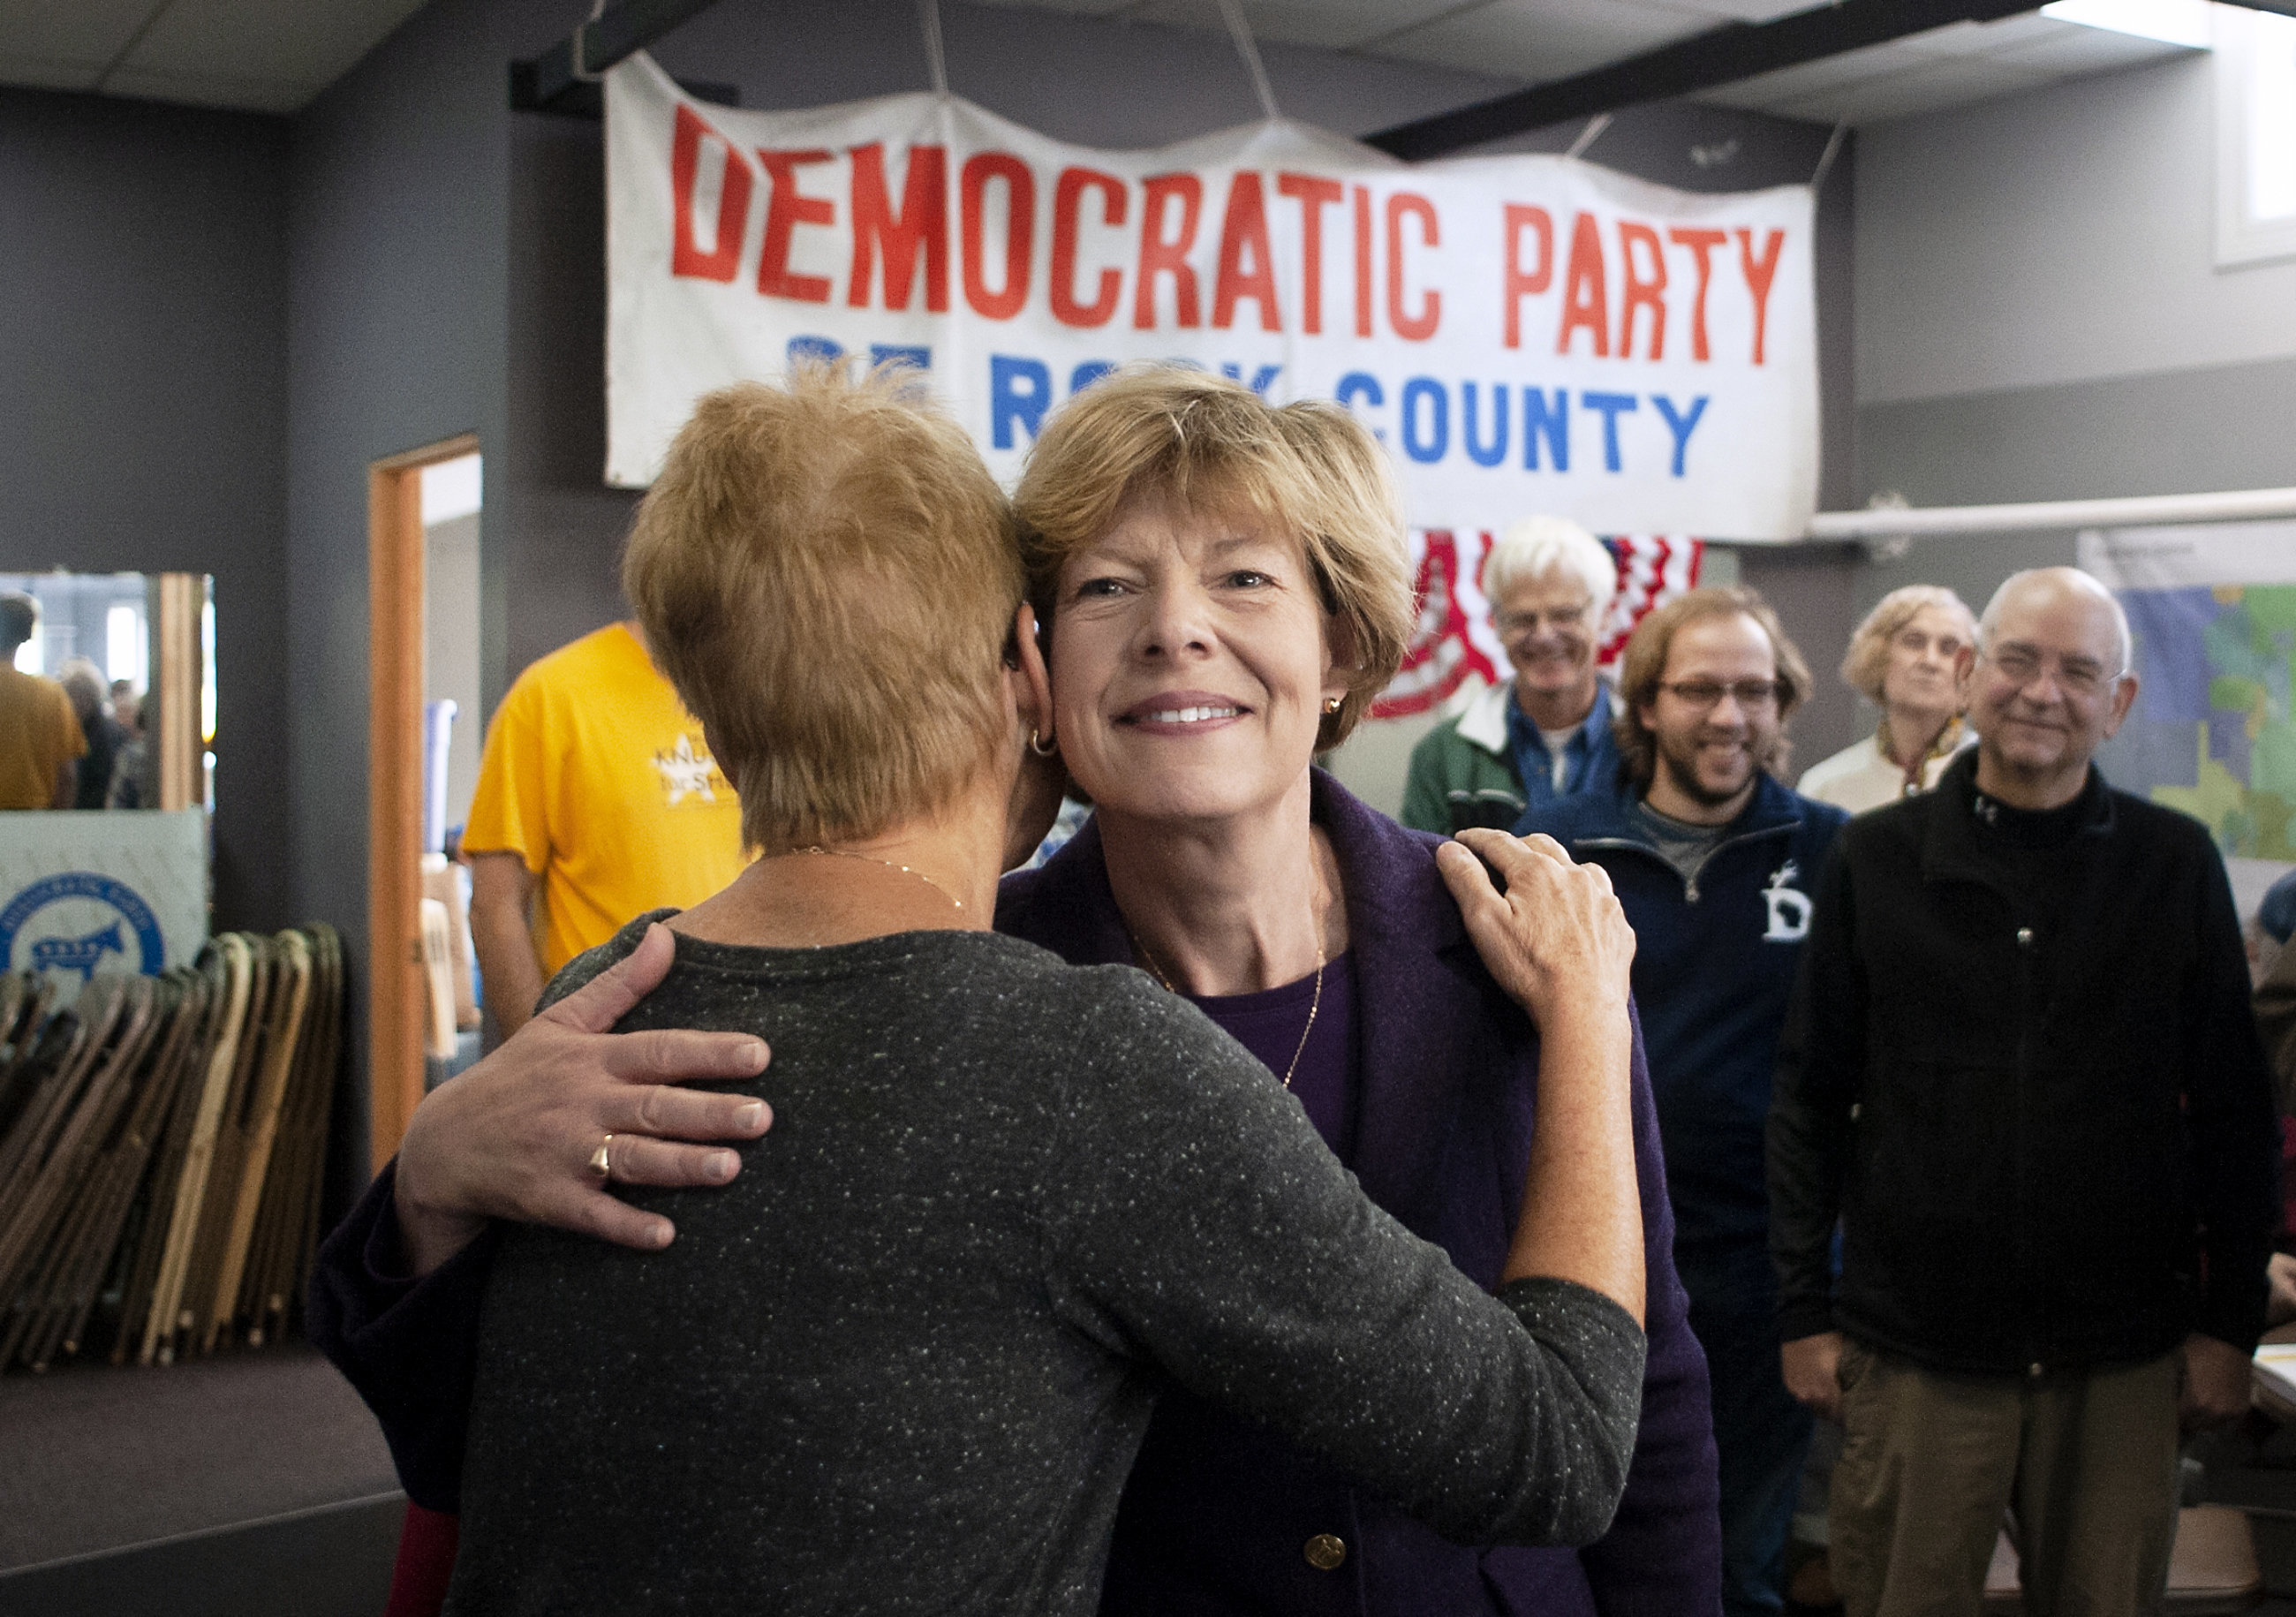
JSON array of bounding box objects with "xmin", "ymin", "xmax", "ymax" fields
[{"xmin": 588, "ymin": 1133, "xmax": 615, "ymax": 1181}]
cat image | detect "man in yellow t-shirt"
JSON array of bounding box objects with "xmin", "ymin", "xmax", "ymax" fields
[
  {"xmin": 0, "ymin": 593, "xmax": 85, "ymax": 811},
  {"xmin": 464, "ymin": 621, "xmax": 744, "ymax": 1034}
]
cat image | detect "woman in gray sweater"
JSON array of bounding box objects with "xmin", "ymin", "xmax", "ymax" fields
[{"xmin": 404, "ymin": 366, "xmax": 1648, "ymax": 1615}]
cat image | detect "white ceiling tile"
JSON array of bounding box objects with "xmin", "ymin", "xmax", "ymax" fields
[
  {"xmin": 1378, "ymin": 0, "xmax": 1711, "ymax": 82},
  {"xmin": 962, "ymin": 0, "xmax": 1142, "ymax": 11},
  {"xmin": 1888, "ymin": 13, "xmax": 2066, "ymax": 60},
  {"xmin": 0, "ymin": 0, "xmax": 161, "ymax": 68},
  {"xmin": 95, "ymin": 63, "xmax": 312, "ymax": 113},
  {"xmin": 1983, "ymin": 22, "xmax": 2189, "ymax": 72},
  {"xmin": 1117, "ymin": 0, "xmax": 1227, "ymax": 32},
  {"xmin": 117, "ymin": 0, "xmax": 427, "ymax": 97},
  {"xmin": 1661, "ymin": 0, "xmax": 1833, "ymax": 25},
  {"xmin": 1245, "ymin": 0, "xmax": 1483, "ymax": 50},
  {"xmin": 1692, "ymin": 37, "xmax": 1929, "ymax": 106},
  {"xmin": 1771, "ymin": 52, "xmax": 2058, "ymax": 123},
  {"xmin": 0, "ymin": 53, "xmax": 106, "ymax": 93}
]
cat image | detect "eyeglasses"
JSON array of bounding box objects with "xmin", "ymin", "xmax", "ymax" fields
[
  {"xmin": 1496, "ymin": 605, "xmax": 1596, "ymax": 637},
  {"xmin": 1657, "ymin": 679, "xmax": 1779, "ymax": 710},
  {"xmin": 1981, "ymin": 646, "xmax": 2124, "ymax": 699}
]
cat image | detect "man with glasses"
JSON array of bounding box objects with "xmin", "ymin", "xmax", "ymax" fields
[
  {"xmin": 1518, "ymin": 586, "xmax": 1847, "ymax": 1617},
  {"xmin": 1770, "ymin": 568, "xmax": 2277, "ymax": 1617},
  {"xmin": 1402, "ymin": 516, "xmax": 1621, "ymax": 834}
]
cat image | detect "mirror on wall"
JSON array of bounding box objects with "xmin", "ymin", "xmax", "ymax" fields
[{"xmin": 2, "ymin": 570, "xmax": 213, "ymax": 812}]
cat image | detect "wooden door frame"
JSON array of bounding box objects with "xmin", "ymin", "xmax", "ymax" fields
[{"xmin": 368, "ymin": 434, "xmax": 480, "ymax": 1175}]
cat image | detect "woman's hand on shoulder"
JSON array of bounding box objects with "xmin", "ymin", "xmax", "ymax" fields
[
  {"xmin": 1435, "ymin": 828, "xmax": 1635, "ymax": 1035},
  {"xmin": 392, "ymin": 923, "xmax": 774, "ymax": 1273}
]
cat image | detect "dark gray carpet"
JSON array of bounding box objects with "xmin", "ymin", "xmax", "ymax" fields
[{"xmin": 0, "ymin": 1341, "xmax": 398, "ymax": 1570}]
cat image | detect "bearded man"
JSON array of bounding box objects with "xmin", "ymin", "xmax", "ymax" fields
[{"xmin": 1519, "ymin": 586, "xmax": 1846, "ymax": 1617}]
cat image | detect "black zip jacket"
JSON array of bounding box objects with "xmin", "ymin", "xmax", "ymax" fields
[{"xmin": 1769, "ymin": 751, "xmax": 2277, "ymax": 1373}]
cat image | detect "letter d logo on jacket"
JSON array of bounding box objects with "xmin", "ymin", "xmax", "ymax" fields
[{"xmin": 1762, "ymin": 859, "xmax": 1812, "ymax": 942}]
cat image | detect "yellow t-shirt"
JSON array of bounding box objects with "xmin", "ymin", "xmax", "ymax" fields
[
  {"xmin": 464, "ymin": 623, "xmax": 745, "ymax": 975},
  {"xmin": 0, "ymin": 669, "xmax": 87, "ymax": 811}
]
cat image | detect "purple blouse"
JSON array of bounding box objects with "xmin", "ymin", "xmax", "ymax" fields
[{"xmin": 1184, "ymin": 955, "xmax": 1358, "ymax": 1162}]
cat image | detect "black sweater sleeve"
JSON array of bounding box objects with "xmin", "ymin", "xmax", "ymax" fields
[
  {"xmin": 306, "ymin": 1160, "xmax": 494, "ymax": 1512},
  {"xmin": 1768, "ymin": 832, "xmax": 1863, "ymax": 1343}
]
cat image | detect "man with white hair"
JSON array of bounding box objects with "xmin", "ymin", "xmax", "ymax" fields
[
  {"xmin": 1770, "ymin": 567, "xmax": 2278, "ymax": 1617},
  {"xmin": 1401, "ymin": 516, "xmax": 1620, "ymax": 834}
]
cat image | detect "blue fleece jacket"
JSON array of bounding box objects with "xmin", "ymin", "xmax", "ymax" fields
[{"xmin": 1519, "ymin": 774, "xmax": 1847, "ymax": 1269}]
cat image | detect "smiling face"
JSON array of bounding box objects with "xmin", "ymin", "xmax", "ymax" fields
[
  {"xmin": 1969, "ymin": 575, "xmax": 2137, "ymax": 804},
  {"xmin": 1496, "ymin": 568, "xmax": 1603, "ymax": 720},
  {"xmin": 1048, "ymin": 495, "xmax": 1348, "ymax": 827},
  {"xmin": 1880, "ymin": 602, "xmax": 1973, "ymax": 718},
  {"xmin": 1636, "ymin": 611, "xmax": 1781, "ymax": 820}
]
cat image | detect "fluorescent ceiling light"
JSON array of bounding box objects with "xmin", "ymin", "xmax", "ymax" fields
[{"xmin": 2038, "ymin": 0, "xmax": 2212, "ymax": 49}]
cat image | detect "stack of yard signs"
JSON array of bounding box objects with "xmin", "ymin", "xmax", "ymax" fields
[{"xmin": 0, "ymin": 926, "xmax": 343, "ymax": 1372}]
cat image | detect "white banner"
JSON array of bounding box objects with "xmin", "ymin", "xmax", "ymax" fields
[{"xmin": 606, "ymin": 55, "xmax": 1819, "ymax": 541}]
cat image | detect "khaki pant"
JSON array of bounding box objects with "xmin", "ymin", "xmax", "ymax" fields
[{"xmin": 1829, "ymin": 1341, "xmax": 2182, "ymax": 1617}]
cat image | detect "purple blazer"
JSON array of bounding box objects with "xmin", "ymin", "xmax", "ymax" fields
[{"xmin": 998, "ymin": 773, "xmax": 1721, "ymax": 1617}]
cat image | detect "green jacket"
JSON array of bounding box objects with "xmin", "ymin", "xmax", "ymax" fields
[
  {"xmin": 1401, "ymin": 683, "xmax": 1529, "ymax": 835},
  {"xmin": 1401, "ymin": 680, "xmax": 1621, "ymax": 835}
]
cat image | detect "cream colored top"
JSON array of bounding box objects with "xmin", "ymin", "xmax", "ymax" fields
[{"xmin": 1797, "ymin": 722, "xmax": 1976, "ymax": 814}]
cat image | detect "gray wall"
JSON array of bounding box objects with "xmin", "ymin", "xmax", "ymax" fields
[
  {"xmin": 1849, "ymin": 49, "xmax": 2296, "ymax": 632},
  {"xmin": 0, "ymin": 87, "xmax": 291, "ymax": 930},
  {"xmin": 285, "ymin": 0, "xmax": 516, "ymax": 1188}
]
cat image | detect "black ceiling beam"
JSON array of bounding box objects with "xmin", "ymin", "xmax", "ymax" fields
[
  {"xmin": 511, "ymin": 0, "xmax": 730, "ymax": 114},
  {"xmin": 1363, "ymin": 0, "xmax": 2296, "ymax": 160}
]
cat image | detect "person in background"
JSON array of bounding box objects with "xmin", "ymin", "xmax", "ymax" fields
[
  {"xmin": 462, "ymin": 617, "xmax": 747, "ymax": 1037},
  {"xmin": 2256, "ymin": 866, "xmax": 2296, "ymax": 1113},
  {"xmin": 107, "ymin": 689, "xmax": 147, "ymax": 809},
  {"xmin": 1771, "ymin": 568, "xmax": 2277, "ymax": 1617},
  {"xmin": 58, "ymin": 658, "xmax": 126, "ymax": 812},
  {"xmin": 1402, "ymin": 517, "xmax": 1621, "ymax": 835},
  {"xmin": 0, "ymin": 593, "xmax": 83, "ymax": 811},
  {"xmin": 1797, "ymin": 586, "xmax": 1977, "ymax": 814},
  {"xmin": 1518, "ymin": 586, "xmax": 1847, "ymax": 1617},
  {"xmin": 2249, "ymin": 867, "xmax": 2296, "ymax": 1328}
]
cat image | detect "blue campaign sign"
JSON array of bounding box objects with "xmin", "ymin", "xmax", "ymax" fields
[{"xmin": 0, "ymin": 870, "xmax": 167, "ymax": 983}]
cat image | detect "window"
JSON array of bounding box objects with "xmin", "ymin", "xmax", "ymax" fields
[
  {"xmin": 106, "ymin": 602, "xmax": 146, "ymax": 691},
  {"xmin": 2217, "ymin": 3, "xmax": 2296, "ymax": 268}
]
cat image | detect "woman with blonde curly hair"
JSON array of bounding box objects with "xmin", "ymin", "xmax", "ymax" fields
[{"xmin": 1798, "ymin": 584, "xmax": 1977, "ymax": 813}]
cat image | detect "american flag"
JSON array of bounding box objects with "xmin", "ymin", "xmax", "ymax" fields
[{"xmin": 1371, "ymin": 532, "xmax": 1704, "ymax": 721}]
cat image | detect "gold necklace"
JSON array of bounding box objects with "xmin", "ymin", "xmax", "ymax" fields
[
  {"xmin": 1130, "ymin": 920, "xmax": 1325, "ymax": 1091},
  {"xmin": 794, "ymin": 845, "xmax": 964, "ymax": 911}
]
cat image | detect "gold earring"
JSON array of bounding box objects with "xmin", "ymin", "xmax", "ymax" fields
[
  {"xmin": 1322, "ymin": 697, "xmax": 1342, "ymax": 714},
  {"xmin": 1029, "ymin": 729, "xmax": 1059, "ymax": 757}
]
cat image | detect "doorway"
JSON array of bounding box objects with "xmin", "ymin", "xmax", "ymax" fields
[{"xmin": 366, "ymin": 434, "xmax": 480, "ymax": 1174}]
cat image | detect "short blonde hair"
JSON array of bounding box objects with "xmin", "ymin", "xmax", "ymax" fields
[
  {"xmin": 1840, "ymin": 585, "xmax": 1975, "ymax": 703},
  {"xmin": 623, "ymin": 367, "xmax": 1023, "ymax": 851},
  {"xmin": 1484, "ymin": 516, "xmax": 1619, "ymax": 616},
  {"xmin": 1613, "ymin": 586, "xmax": 1812, "ymax": 792},
  {"xmin": 1013, "ymin": 366, "xmax": 1413, "ymax": 750}
]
